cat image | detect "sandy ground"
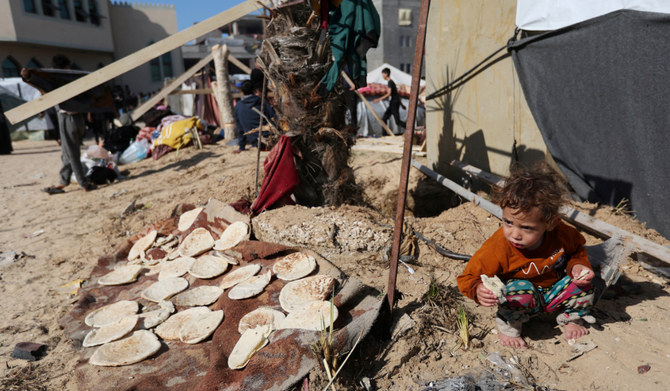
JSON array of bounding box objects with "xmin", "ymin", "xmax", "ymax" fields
[{"xmin": 1, "ymin": 138, "xmax": 669, "ymax": 390}]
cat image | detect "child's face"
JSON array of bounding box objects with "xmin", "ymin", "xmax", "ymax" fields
[{"xmin": 501, "ymin": 206, "xmax": 556, "ymax": 251}]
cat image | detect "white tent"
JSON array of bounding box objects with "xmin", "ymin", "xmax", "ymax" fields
[
  {"xmin": 366, "ymin": 63, "xmax": 426, "ymax": 87},
  {"xmin": 0, "ymin": 78, "xmax": 51, "ymax": 133}
]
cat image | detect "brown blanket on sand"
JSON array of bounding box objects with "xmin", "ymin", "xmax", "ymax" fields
[{"xmin": 59, "ymin": 207, "xmax": 382, "ymax": 391}]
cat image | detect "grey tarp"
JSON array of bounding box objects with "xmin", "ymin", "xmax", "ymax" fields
[{"xmin": 509, "ymin": 10, "xmax": 670, "ymax": 238}]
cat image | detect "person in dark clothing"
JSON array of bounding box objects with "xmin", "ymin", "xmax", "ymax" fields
[
  {"xmin": 0, "ymin": 102, "xmax": 12, "ymax": 155},
  {"xmin": 374, "ymin": 67, "xmax": 406, "ymax": 131},
  {"xmin": 21, "ymin": 54, "xmax": 96, "ymax": 193},
  {"xmin": 234, "ymin": 81, "xmax": 275, "ymax": 152}
]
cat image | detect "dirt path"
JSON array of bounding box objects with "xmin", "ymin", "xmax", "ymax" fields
[{"xmin": 1, "ymin": 138, "xmax": 669, "ymax": 390}]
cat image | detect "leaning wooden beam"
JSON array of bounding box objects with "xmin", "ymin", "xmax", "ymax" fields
[
  {"xmin": 228, "ymin": 54, "xmax": 251, "ymax": 74},
  {"xmin": 131, "ymin": 52, "xmax": 213, "ymax": 122},
  {"xmin": 450, "ymin": 159, "xmax": 670, "ymax": 265},
  {"xmin": 4, "ymin": 0, "xmax": 269, "ymax": 125},
  {"xmin": 411, "ymin": 160, "xmax": 502, "ymax": 218},
  {"xmin": 340, "ymin": 71, "xmax": 395, "ymax": 137}
]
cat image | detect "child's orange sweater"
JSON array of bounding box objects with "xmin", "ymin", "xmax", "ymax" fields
[{"xmin": 457, "ymin": 221, "xmax": 591, "ymax": 302}]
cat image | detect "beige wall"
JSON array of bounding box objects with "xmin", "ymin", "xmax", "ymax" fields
[
  {"xmin": 0, "ymin": 42, "xmax": 114, "ymax": 72},
  {"xmin": 425, "ymin": 0, "xmax": 547, "ymax": 180},
  {"xmin": 2, "ymin": 0, "xmax": 114, "ymax": 52},
  {"xmin": 109, "ymin": 2, "xmax": 184, "ymax": 95}
]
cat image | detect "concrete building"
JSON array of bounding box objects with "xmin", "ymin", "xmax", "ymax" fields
[
  {"xmin": 0, "ymin": 0, "xmax": 182, "ymax": 95},
  {"xmin": 368, "ymin": 0, "xmax": 422, "ymax": 76}
]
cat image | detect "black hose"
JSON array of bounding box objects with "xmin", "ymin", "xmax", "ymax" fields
[{"xmin": 412, "ymin": 229, "xmax": 471, "ymax": 261}]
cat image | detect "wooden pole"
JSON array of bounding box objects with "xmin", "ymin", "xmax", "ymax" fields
[
  {"xmin": 387, "ymin": 0, "xmax": 431, "ymax": 312},
  {"xmin": 130, "ymin": 53, "xmax": 214, "ymax": 122},
  {"xmin": 340, "ymin": 71, "xmax": 395, "ymax": 137},
  {"xmin": 4, "ymin": 0, "xmax": 269, "ymax": 125},
  {"xmin": 212, "ymin": 44, "xmax": 236, "ymax": 140}
]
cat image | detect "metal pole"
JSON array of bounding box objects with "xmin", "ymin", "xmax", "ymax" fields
[{"xmin": 387, "ymin": 0, "xmax": 432, "ymax": 312}]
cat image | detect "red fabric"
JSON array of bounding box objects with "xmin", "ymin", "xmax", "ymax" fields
[
  {"xmin": 203, "ymin": 78, "xmax": 222, "ymax": 127},
  {"xmin": 251, "ymin": 135, "xmax": 300, "ymax": 214},
  {"xmin": 135, "ymin": 126, "xmax": 155, "ymax": 143}
]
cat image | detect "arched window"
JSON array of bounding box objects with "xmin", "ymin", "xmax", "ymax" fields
[
  {"xmin": 26, "ymin": 58, "xmax": 43, "ymax": 69},
  {"xmin": 2, "ymin": 57, "xmax": 21, "ymax": 78},
  {"xmin": 58, "ymin": 0, "xmax": 71, "ymax": 19}
]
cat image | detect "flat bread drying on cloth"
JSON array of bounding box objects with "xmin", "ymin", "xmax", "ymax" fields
[
  {"xmin": 238, "ymin": 307, "xmax": 285, "ymax": 334},
  {"xmin": 178, "ymin": 207, "xmax": 203, "ymax": 232},
  {"xmin": 83, "ymin": 315, "xmax": 139, "ymax": 347},
  {"xmin": 228, "ymin": 270, "xmax": 272, "ymax": 300},
  {"xmin": 141, "ymin": 277, "xmax": 189, "ymax": 302},
  {"xmin": 279, "ymin": 274, "xmax": 337, "ymax": 313},
  {"xmin": 213, "ymin": 221, "xmax": 249, "ymax": 251},
  {"xmin": 98, "ymin": 265, "xmax": 143, "ymax": 286},
  {"xmin": 179, "ymin": 228, "xmax": 215, "ymax": 257},
  {"xmin": 179, "ymin": 309, "xmax": 224, "ymax": 344},
  {"xmin": 154, "ymin": 306, "xmax": 212, "ymax": 340},
  {"xmin": 278, "ymin": 300, "xmax": 338, "ymax": 331},
  {"xmin": 137, "ymin": 300, "xmax": 175, "ymax": 329},
  {"xmin": 272, "ymin": 251, "xmax": 316, "ymax": 281},
  {"xmin": 84, "ymin": 300, "xmax": 139, "ymax": 327},
  {"xmin": 89, "ymin": 330, "xmax": 161, "ymax": 367},
  {"xmin": 188, "ymin": 254, "xmax": 230, "ymax": 279},
  {"xmin": 228, "ymin": 324, "xmax": 272, "ymax": 370},
  {"xmin": 128, "ymin": 230, "xmax": 158, "ymax": 261},
  {"xmin": 219, "ymin": 263, "xmax": 261, "ymax": 290},
  {"xmin": 172, "ymin": 285, "xmax": 224, "ymax": 307},
  {"xmin": 158, "ymin": 256, "xmax": 195, "ymax": 281}
]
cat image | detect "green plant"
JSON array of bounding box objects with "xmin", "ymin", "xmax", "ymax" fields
[{"xmin": 456, "ymin": 305, "xmax": 469, "ymax": 350}]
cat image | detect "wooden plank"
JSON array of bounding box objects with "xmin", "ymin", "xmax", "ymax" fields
[
  {"xmin": 130, "ymin": 53, "xmax": 213, "ymax": 122},
  {"xmin": 351, "ymin": 145, "xmax": 426, "ymax": 157},
  {"xmin": 4, "ymin": 0, "xmax": 269, "ymax": 125},
  {"xmin": 340, "ymin": 71, "xmax": 394, "ymax": 137},
  {"xmin": 450, "ymin": 159, "xmax": 670, "ymax": 265},
  {"xmin": 169, "ymin": 88, "xmax": 214, "ymax": 95},
  {"xmin": 228, "ymin": 54, "xmax": 251, "ymax": 74}
]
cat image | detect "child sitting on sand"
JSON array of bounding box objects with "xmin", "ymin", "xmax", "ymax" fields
[{"xmin": 457, "ymin": 163, "xmax": 595, "ymax": 348}]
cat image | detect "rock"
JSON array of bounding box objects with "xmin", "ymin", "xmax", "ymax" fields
[{"xmin": 11, "ymin": 342, "xmax": 47, "ymax": 361}]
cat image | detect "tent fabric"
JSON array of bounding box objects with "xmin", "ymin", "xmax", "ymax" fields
[
  {"xmin": 0, "ymin": 79, "xmax": 50, "ymax": 132},
  {"xmin": 366, "ymin": 63, "xmax": 426, "ymax": 87},
  {"xmin": 516, "ymin": 0, "xmax": 670, "ymax": 31},
  {"xmin": 510, "ymin": 9, "xmax": 670, "ymax": 238},
  {"xmin": 356, "ymin": 95, "xmax": 425, "ymax": 137}
]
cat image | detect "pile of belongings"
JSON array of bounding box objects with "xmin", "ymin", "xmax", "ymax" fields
[{"xmin": 60, "ymin": 198, "xmax": 382, "ymax": 390}]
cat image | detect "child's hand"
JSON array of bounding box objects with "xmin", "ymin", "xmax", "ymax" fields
[
  {"xmin": 475, "ymin": 283, "xmax": 499, "ymax": 307},
  {"xmin": 571, "ymin": 264, "xmax": 594, "ymax": 287}
]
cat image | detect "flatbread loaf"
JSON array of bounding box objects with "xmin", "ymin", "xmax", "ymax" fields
[
  {"xmin": 238, "ymin": 307, "xmax": 286, "ymax": 334},
  {"xmin": 172, "ymin": 285, "xmax": 223, "ymax": 307},
  {"xmin": 141, "ymin": 277, "xmax": 189, "ymax": 302},
  {"xmin": 89, "ymin": 330, "xmax": 161, "ymax": 367},
  {"xmin": 154, "ymin": 306, "xmax": 211, "ymax": 340},
  {"xmin": 211, "ymin": 251, "xmax": 239, "ymax": 265},
  {"xmin": 228, "ymin": 270, "xmax": 272, "ymax": 300},
  {"xmin": 279, "ymin": 275, "xmax": 336, "ymax": 313},
  {"xmin": 278, "ymin": 300, "xmax": 338, "ymax": 331},
  {"xmin": 83, "ymin": 315, "xmax": 139, "ymax": 347},
  {"xmin": 179, "ymin": 228, "xmax": 215, "ymax": 257},
  {"xmin": 84, "ymin": 300, "xmax": 139, "ymax": 327},
  {"xmin": 178, "ymin": 207, "xmax": 203, "ymax": 232},
  {"xmin": 228, "ymin": 325, "xmax": 272, "ymax": 370},
  {"xmin": 213, "ymin": 221, "xmax": 249, "ymax": 251},
  {"xmin": 98, "ymin": 265, "xmax": 143, "ymax": 286},
  {"xmin": 219, "ymin": 264, "xmax": 261, "ymax": 290},
  {"xmin": 188, "ymin": 254, "xmax": 229, "ymax": 279},
  {"xmin": 137, "ymin": 300, "xmax": 175, "ymax": 329},
  {"xmin": 480, "ymin": 274, "xmax": 507, "ymax": 303},
  {"xmin": 128, "ymin": 230, "xmax": 158, "ymax": 261},
  {"xmin": 272, "ymin": 252, "xmax": 316, "ymax": 281},
  {"xmin": 158, "ymin": 256, "xmax": 195, "ymax": 281},
  {"xmin": 179, "ymin": 309, "xmax": 224, "ymax": 344}
]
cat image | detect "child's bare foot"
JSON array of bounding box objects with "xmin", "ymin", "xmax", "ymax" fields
[
  {"xmin": 563, "ymin": 321, "xmax": 589, "ymax": 341},
  {"xmin": 498, "ymin": 330, "xmax": 527, "ymax": 348}
]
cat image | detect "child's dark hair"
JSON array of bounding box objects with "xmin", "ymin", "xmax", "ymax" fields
[
  {"xmin": 382, "ymin": 67, "xmax": 390, "ymax": 76},
  {"xmin": 492, "ymin": 162, "xmax": 567, "ymax": 223}
]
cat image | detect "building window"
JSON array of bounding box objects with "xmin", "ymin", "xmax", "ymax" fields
[
  {"xmin": 150, "ymin": 59, "xmax": 161, "ymax": 81},
  {"xmin": 405, "ymin": 36, "xmax": 412, "ymax": 47},
  {"xmin": 161, "ymin": 53, "xmax": 173, "ymax": 78},
  {"xmin": 42, "ymin": 0, "xmax": 56, "ymax": 16},
  {"xmin": 2, "ymin": 57, "xmax": 21, "ymax": 78},
  {"xmin": 59, "ymin": 0, "xmax": 71, "ymax": 19},
  {"xmin": 400, "ymin": 64, "xmax": 404, "ymax": 72},
  {"xmin": 73, "ymin": 0, "xmax": 87, "ymax": 22},
  {"xmin": 26, "ymin": 58, "xmax": 43, "ymax": 69},
  {"xmin": 405, "ymin": 63, "xmax": 411, "ymax": 74},
  {"xmin": 399, "ymin": 8, "xmax": 412, "ymax": 26},
  {"xmin": 399, "ymin": 35, "xmax": 404, "ymax": 47},
  {"xmin": 24, "ymin": 0, "xmax": 37, "ymax": 13},
  {"xmin": 88, "ymin": 0, "xmax": 100, "ymax": 25}
]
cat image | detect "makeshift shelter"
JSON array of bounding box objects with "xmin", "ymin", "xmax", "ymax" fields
[
  {"xmin": 425, "ymin": 0, "xmax": 670, "ymax": 239},
  {"xmin": 0, "ymin": 78, "xmax": 50, "ymax": 134}
]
